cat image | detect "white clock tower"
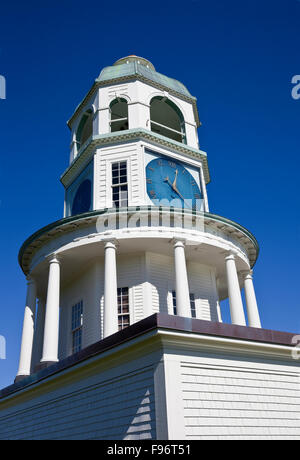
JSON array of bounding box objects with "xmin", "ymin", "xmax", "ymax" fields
[
  {"xmin": 1, "ymin": 56, "xmax": 299, "ymax": 442},
  {"xmin": 16, "ymin": 55, "xmax": 261, "ymax": 378}
]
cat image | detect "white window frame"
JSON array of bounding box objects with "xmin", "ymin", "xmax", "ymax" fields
[
  {"xmin": 109, "ymin": 160, "xmax": 129, "ymax": 209},
  {"xmin": 71, "ymin": 300, "xmax": 83, "ymax": 354},
  {"xmin": 117, "ymin": 287, "xmax": 130, "ymax": 330},
  {"xmin": 171, "ymin": 291, "xmax": 196, "ymax": 318}
]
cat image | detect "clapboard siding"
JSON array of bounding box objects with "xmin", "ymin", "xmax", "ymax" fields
[
  {"xmin": 146, "ymin": 253, "xmax": 220, "ymax": 320},
  {"xmin": 181, "ymin": 361, "xmax": 300, "ymax": 439},
  {"xmin": 0, "ymin": 367, "xmax": 156, "ymax": 440},
  {"xmin": 95, "ymin": 142, "xmax": 142, "ymax": 209},
  {"xmin": 147, "ymin": 252, "xmax": 172, "ymax": 314},
  {"xmin": 187, "ymin": 262, "xmax": 220, "ymax": 322}
]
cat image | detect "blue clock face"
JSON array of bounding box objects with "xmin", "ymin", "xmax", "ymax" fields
[{"xmin": 146, "ymin": 157, "xmax": 202, "ymax": 209}]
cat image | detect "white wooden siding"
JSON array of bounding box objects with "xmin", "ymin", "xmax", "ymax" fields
[
  {"xmin": 187, "ymin": 262, "xmax": 220, "ymax": 322},
  {"xmin": 180, "ymin": 360, "xmax": 300, "ymax": 439},
  {"xmin": 0, "ymin": 367, "xmax": 156, "ymax": 440},
  {"xmin": 95, "ymin": 142, "xmax": 143, "ymax": 209}
]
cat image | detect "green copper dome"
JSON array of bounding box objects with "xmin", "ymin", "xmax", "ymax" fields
[{"xmin": 96, "ymin": 55, "xmax": 194, "ymax": 99}]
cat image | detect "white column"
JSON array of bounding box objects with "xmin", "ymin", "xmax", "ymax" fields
[
  {"xmin": 40, "ymin": 255, "xmax": 60, "ymax": 364},
  {"xmin": 173, "ymin": 239, "xmax": 191, "ymax": 318},
  {"xmin": 128, "ymin": 101, "xmax": 150, "ymax": 130},
  {"xmin": 31, "ymin": 299, "xmax": 46, "ymax": 371},
  {"xmin": 16, "ymin": 276, "xmax": 36, "ymax": 378},
  {"xmin": 96, "ymin": 107, "xmax": 110, "ymax": 134},
  {"xmin": 225, "ymin": 252, "xmax": 246, "ymax": 326},
  {"xmin": 103, "ymin": 240, "xmax": 118, "ymax": 337},
  {"xmin": 243, "ymin": 270, "xmax": 261, "ymax": 328}
]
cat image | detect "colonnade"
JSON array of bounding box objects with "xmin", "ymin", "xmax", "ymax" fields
[{"xmin": 16, "ymin": 240, "xmax": 261, "ymax": 380}]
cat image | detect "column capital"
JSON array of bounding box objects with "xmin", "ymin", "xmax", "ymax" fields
[
  {"xmin": 224, "ymin": 250, "xmax": 239, "ymax": 261},
  {"xmin": 103, "ymin": 238, "xmax": 118, "ymax": 250},
  {"xmin": 47, "ymin": 253, "xmax": 61, "ymax": 265},
  {"xmin": 171, "ymin": 237, "xmax": 186, "ymax": 248},
  {"xmin": 240, "ymin": 269, "xmax": 253, "ymax": 280}
]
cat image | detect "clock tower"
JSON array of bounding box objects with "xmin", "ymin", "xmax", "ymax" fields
[
  {"xmin": 1, "ymin": 56, "xmax": 299, "ymax": 442},
  {"xmin": 16, "ymin": 55, "xmax": 261, "ymax": 378}
]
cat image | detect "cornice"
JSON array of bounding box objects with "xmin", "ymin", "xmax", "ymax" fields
[
  {"xmin": 18, "ymin": 207, "xmax": 259, "ymax": 275},
  {"xmin": 60, "ymin": 128, "xmax": 210, "ymax": 188},
  {"xmin": 0, "ymin": 313, "xmax": 297, "ymax": 403}
]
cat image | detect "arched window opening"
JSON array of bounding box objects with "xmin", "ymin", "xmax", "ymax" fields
[
  {"xmin": 150, "ymin": 97, "xmax": 186, "ymax": 144},
  {"xmin": 110, "ymin": 98, "xmax": 128, "ymax": 132},
  {"xmin": 76, "ymin": 110, "xmax": 93, "ymax": 152}
]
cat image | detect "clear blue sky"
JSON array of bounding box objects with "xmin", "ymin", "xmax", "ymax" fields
[{"xmin": 0, "ymin": 0, "xmax": 299, "ymax": 389}]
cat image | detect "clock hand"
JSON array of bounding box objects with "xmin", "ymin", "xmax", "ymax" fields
[
  {"xmin": 172, "ymin": 184, "xmax": 192, "ymax": 209},
  {"xmin": 172, "ymin": 186, "xmax": 185, "ymax": 202},
  {"xmin": 164, "ymin": 176, "xmax": 190, "ymax": 207},
  {"xmin": 164, "ymin": 174, "xmax": 182, "ymax": 197},
  {"xmin": 172, "ymin": 169, "xmax": 178, "ymax": 189}
]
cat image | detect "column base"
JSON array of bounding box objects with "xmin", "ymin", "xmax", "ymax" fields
[
  {"xmin": 14, "ymin": 374, "xmax": 30, "ymax": 383},
  {"xmin": 34, "ymin": 360, "xmax": 58, "ymax": 372}
]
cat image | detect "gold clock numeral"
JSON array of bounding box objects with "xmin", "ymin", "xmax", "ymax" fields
[
  {"xmin": 146, "ymin": 178, "xmax": 152, "ymax": 184},
  {"xmin": 157, "ymin": 160, "xmax": 163, "ymax": 166},
  {"xmin": 149, "ymin": 189, "xmax": 157, "ymax": 198},
  {"xmin": 168, "ymin": 161, "xmax": 176, "ymax": 168},
  {"xmin": 148, "ymin": 166, "xmax": 154, "ymax": 171},
  {"xmin": 194, "ymin": 193, "xmax": 201, "ymax": 199}
]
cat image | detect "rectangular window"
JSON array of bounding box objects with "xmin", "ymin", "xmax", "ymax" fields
[
  {"xmin": 189, "ymin": 293, "xmax": 196, "ymax": 318},
  {"xmin": 111, "ymin": 161, "xmax": 128, "ymax": 208},
  {"xmin": 172, "ymin": 291, "xmax": 196, "ymax": 318},
  {"xmin": 71, "ymin": 301, "xmax": 83, "ymax": 354},
  {"xmin": 172, "ymin": 290, "xmax": 177, "ymax": 315},
  {"xmin": 117, "ymin": 287, "xmax": 130, "ymax": 330}
]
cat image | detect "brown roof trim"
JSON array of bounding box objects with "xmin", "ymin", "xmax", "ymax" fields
[{"xmin": 0, "ymin": 314, "xmax": 297, "ymax": 400}]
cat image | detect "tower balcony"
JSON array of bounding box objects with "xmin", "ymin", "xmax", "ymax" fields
[{"xmin": 15, "ymin": 206, "xmax": 260, "ymax": 379}]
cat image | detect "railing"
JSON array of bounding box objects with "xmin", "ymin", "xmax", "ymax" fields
[{"xmin": 150, "ymin": 119, "xmax": 185, "ymax": 138}]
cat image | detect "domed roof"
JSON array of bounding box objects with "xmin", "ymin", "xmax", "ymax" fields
[
  {"xmin": 96, "ymin": 56, "xmax": 193, "ymax": 99},
  {"xmin": 113, "ymin": 55, "xmax": 156, "ymax": 71}
]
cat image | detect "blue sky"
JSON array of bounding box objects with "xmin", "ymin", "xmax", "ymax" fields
[{"xmin": 0, "ymin": 0, "xmax": 299, "ymax": 389}]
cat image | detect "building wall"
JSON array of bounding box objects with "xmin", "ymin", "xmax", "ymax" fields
[
  {"xmin": 0, "ymin": 330, "xmax": 299, "ymax": 440},
  {"xmin": 95, "ymin": 141, "xmax": 144, "ymax": 210},
  {"xmin": 163, "ymin": 349, "xmax": 300, "ymax": 440},
  {"xmin": 0, "ymin": 352, "xmax": 159, "ymax": 440}
]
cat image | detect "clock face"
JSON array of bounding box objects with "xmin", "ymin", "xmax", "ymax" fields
[{"xmin": 146, "ymin": 156, "xmax": 202, "ymax": 209}]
